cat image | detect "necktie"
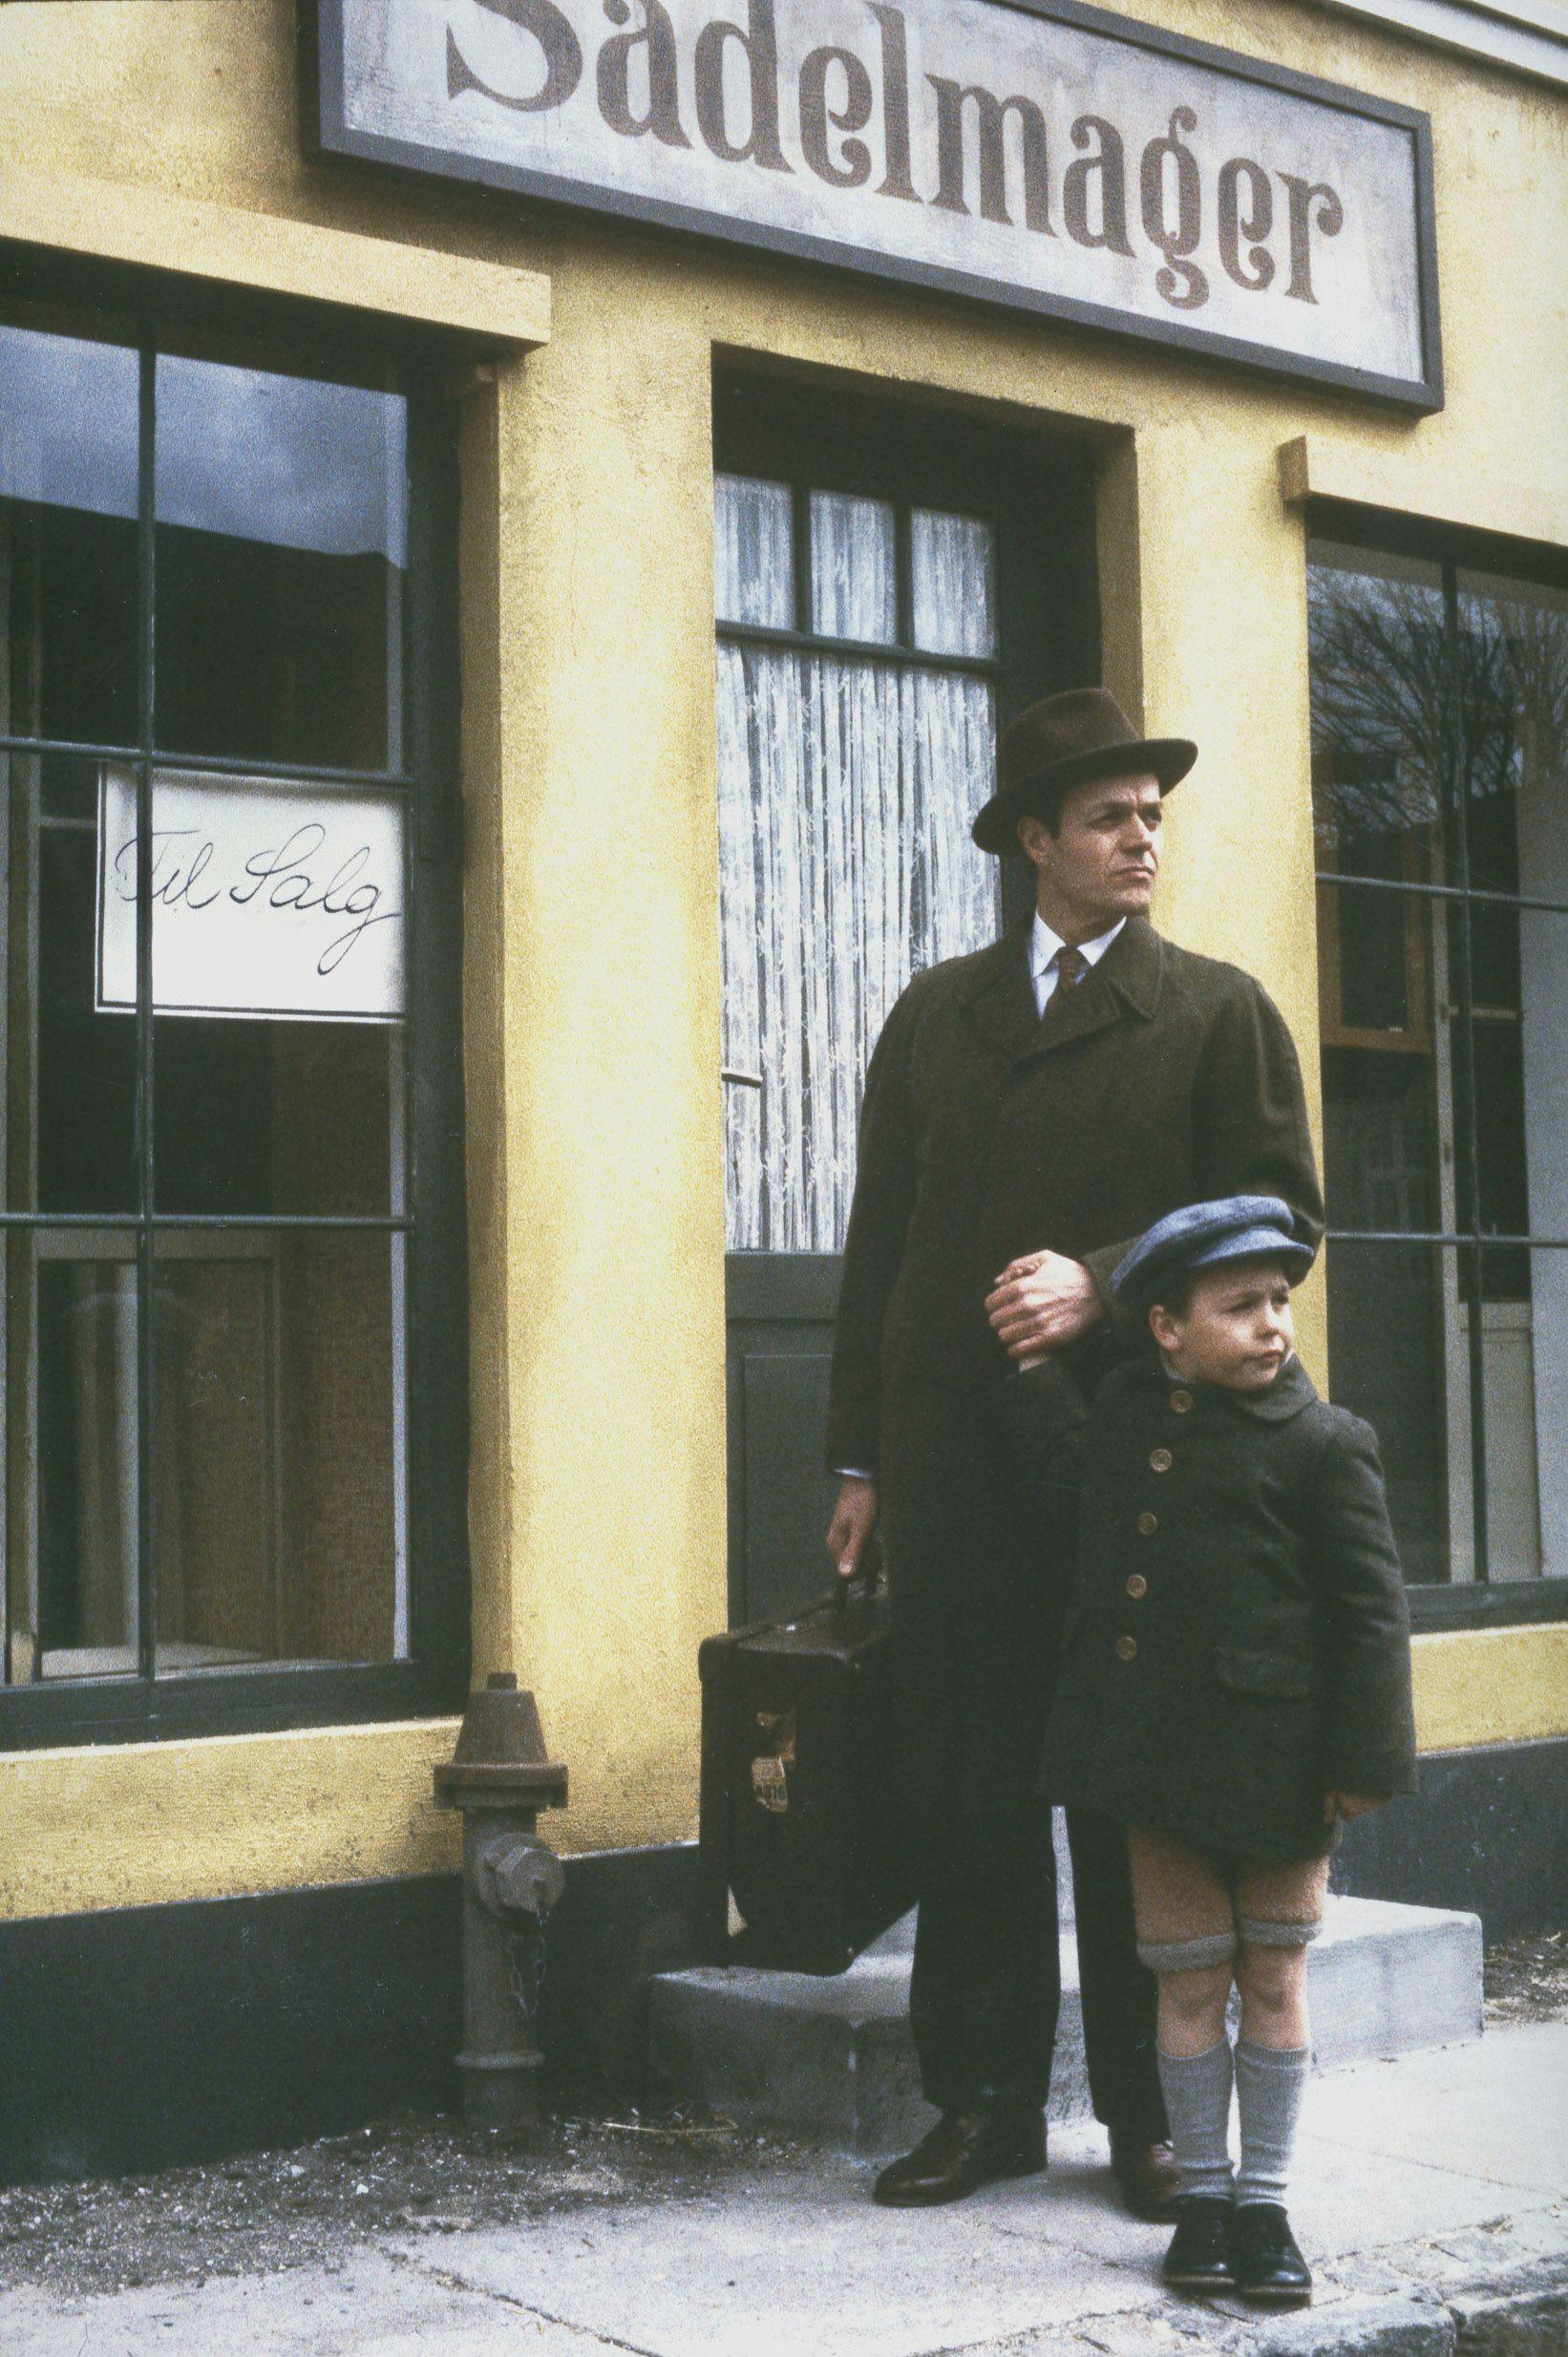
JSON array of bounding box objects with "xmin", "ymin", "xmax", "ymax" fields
[{"xmin": 1053, "ymin": 945, "xmax": 1089, "ymax": 999}]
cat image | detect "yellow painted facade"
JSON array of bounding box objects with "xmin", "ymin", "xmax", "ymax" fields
[{"xmin": 0, "ymin": 0, "xmax": 1563, "ymax": 1924}]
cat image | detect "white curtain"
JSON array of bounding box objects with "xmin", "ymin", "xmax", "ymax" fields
[{"xmin": 716, "ymin": 477, "xmax": 1001, "ymax": 1253}]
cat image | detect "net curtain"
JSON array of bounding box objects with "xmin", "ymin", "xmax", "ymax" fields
[{"xmin": 715, "ymin": 476, "xmax": 1002, "ymax": 1253}]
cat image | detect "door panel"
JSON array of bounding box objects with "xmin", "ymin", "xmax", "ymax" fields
[{"xmin": 725, "ymin": 1254, "xmax": 839, "ymax": 1626}]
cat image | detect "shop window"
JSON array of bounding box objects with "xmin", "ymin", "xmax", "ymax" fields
[
  {"xmin": 0, "ymin": 296, "xmax": 466, "ymax": 1737},
  {"xmin": 1309, "ymin": 534, "xmax": 1568, "ymax": 1609}
]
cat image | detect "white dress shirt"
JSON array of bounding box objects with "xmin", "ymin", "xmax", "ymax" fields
[
  {"xmin": 1029, "ymin": 910, "xmax": 1126, "ymax": 1015},
  {"xmin": 834, "ymin": 913, "xmax": 1127, "ymax": 1485}
]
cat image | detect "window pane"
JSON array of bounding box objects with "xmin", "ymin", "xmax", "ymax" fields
[
  {"xmin": 1332, "ymin": 879, "xmax": 1421, "ymax": 1032},
  {"xmin": 153, "ymin": 1230, "xmax": 406, "ymax": 1669},
  {"xmin": 31, "ymin": 1250, "xmax": 141, "ymax": 1678},
  {"xmin": 1322, "ymin": 1041, "xmax": 1440, "ymax": 1238},
  {"xmin": 1323, "ymin": 1236, "xmax": 1460, "ymax": 1586},
  {"xmin": 154, "ymin": 1019, "xmax": 401, "ymax": 1219},
  {"xmin": 715, "ymin": 475, "xmax": 792, "ymax": 629},
  {"xmin": 1524, "ymin": 1241, "xmax": 1568, "ymax": 1582},
  {"xmin": 716, "ymin": 642, "xmax": 998, "ymax": 1250},
  {"xmin": 1453, "ymin": 1245, "xmax": 1547, "ymax": 1583},
  {"xmin": 1308, "ymin": 542, "xmax": 1445, "ymax": 878},
  {"xmin": 912, "ymin": 509, "xmax": 996, "ymax": 657},
  {"xmin": 1472, "ymin": 1013, "xmax": 1529, "ymax": 1267},
  {"xmin": 154, "ymin": 356, "xmax": 406, "ymax": 771},
  {"xmin": 810, "ymin": 492, "xmax": 896, "ymax": 644},
  {"xmin": 1454, "ymin": 574, "xmax": 1568, "ymax": 900},
  {"xmin": 2, "ymin": 755, "xmax": 139, "ymax": 1217},
  {"xmin": 0, "ymin": 322, "xmax": 138, "ymax": 750}
]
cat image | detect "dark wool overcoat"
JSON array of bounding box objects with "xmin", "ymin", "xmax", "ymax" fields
[
  {"xmin": 825, "ymin": 915, "xmax": 1324, "ymax": 1834},
  {"xmin": 997, "ymin": 1355, "xmax": 1418, "ymax": 1860}
]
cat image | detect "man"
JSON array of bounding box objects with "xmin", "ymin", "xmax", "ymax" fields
[{"xmin": 824, "ymin": 687, "xmax": 1324, "ymax": 2213}]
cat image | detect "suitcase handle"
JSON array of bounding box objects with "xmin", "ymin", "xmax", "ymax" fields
[{"xmin": 833, "ymin": 1530, "xmax": 883, "ymax": 1613}]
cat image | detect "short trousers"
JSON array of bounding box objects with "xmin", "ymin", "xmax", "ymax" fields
[{"xmin": 1126, "ymin": 1826, "xmax": 1329, "ymax": 1973}]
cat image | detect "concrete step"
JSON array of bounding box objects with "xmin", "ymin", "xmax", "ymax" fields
[{"xmin": 648, "ymin": 1895, "xmax": 1483, "ymax": 2156}]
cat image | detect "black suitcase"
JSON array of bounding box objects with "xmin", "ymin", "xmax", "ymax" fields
[{"xmin": 697, "ymin": 1560, "xmax": 915, "ymax": 1974}]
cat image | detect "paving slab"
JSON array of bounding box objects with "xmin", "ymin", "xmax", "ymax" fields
[
  {"xmin": 0, "ymin": 2246, "xmax": 632, "ymax": 2357},
  {"xmin": 1292, "ymin": 2020, "xmax": 1567, "ymax": 2196},
  {"xmin": 0, "ymin": 2026, "xmax": 1561, "ymax": 2357}
]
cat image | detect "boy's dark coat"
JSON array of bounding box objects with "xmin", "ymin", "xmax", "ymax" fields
[
  {"xmin": 825, "ymin": 915, "xmax": 1324, "ymax": 1828},
  {"xmin": 998, "ymin": 1355, "xmax": 1418, "ymax": 1860}
]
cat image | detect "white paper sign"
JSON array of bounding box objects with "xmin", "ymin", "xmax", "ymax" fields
[
  {"xmin": 95, "ymin": 765, "xmax": 406, "ymax": 1022},
  {"xmin": 315, "ymin": 0, "xmax": 1440, "ymax": 406}
]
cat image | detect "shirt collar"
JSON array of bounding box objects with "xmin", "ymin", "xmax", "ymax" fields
[{"xmin": 1030, "ymin": 910, "xmax": 1127, "ymax": 981}]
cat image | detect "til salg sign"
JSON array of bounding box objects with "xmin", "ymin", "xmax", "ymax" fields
[{"xmin": 312, "ymin": 0, "xmax": 1441, "ymax": 407}]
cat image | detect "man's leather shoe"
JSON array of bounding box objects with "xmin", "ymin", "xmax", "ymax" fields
[
  {"xmin": 1108, "ymin": 2130, "xmax": 1180, "ymax": 2221},
  {"xmin": 1159, "ymin": 2197, "xmax": 1234, "ymax": 2290},
  {"xmin": 872, "ymin": 2108, "xmax": 1046, "ymax": 2208},
  {"xmin": 1228, "ymin": 2202, "xmax": 1313, "ymax": 2304}
]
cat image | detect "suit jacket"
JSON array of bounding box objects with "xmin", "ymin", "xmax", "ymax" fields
[
  {"xmin": 825, "ymin": 914, "xmax": 1324, "ymax": 1825},
  {"xmin": 997, "ymin": 1355, "xmax": 1418, "ymax": 1861}
]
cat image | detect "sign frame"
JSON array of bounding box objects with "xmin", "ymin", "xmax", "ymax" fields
[
  {"xmin": 95, "ymin": 762, "xmax": 407, "ymax": 1026},
  {"xmin": 307, "ymin": 0, "xmax": 1443, "ymax": 411}
]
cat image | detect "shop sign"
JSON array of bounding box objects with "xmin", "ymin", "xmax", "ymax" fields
[
  {"xmin": 95, "ymin": 766, "xmax": 405, "ymax": 1022},
  {"xmin": 312, "ymin": 0, "xmax": 1441, "ymax": 407}
]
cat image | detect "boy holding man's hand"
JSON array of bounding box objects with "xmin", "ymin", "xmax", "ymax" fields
[{"xmin": 999, "ymin": 1195, "xmax": 1416, "ymax": 2307}]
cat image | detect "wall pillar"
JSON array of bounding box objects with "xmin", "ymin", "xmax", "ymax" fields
[
  {"xmin": 1099, "ymin": 420, "xmax": 1328, "ymax": 1373},
  {"xmin": 462, "ymin": 259, "xmax": 728, "ymax": 1851}
]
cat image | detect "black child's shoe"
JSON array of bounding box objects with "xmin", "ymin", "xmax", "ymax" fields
[
  {"xmin": 1159, "ymin": 2197, "xmax": 1235, "ymax": 2292},
  {"xmin": 1228, "ymin": 2202, "xmax": 1313, "ymax": 2304}
]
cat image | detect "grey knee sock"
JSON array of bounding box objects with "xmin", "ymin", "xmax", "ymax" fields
[
  {"xmin": 1235, "ymin": 2040, "xmax": 1310, "ymax": 2208},
  {"xmin": 1155, "ymin": 2039, "xmax": 1235, "ymax": 2202}
]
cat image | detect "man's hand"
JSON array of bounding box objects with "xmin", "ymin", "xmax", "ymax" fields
[
  {"xmin": 1323, "ymin": 1790, "xmax": 1388, "ymax": 1825},
  {"xmin": 985, "ymin": 1251, "xmax": 1105, "ymax": 1363},
  {"xmin": 826, "ymin": 1476, "xmax": 879, "ymax": 1582}
]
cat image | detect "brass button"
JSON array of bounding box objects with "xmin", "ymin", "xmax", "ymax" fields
[
  {"xmin": 1125, "ymin": 1574, "xmax": 1148, "ymax": 1601},
  {"xmin": 1150, "ymin": 1447, "xmax": 1173, "ymax": 1474},
  {"xmin": 1170, "ymin": 1389, "xmax": 1194, "ymax": 1414},
  {"xmin": 1115, "ymin": 1635, "xmax": 1138, "ymax": 1662},
  {"xmin": 1136, "ymin": 1511, "xmax": 1159, "ymax": 1537}
]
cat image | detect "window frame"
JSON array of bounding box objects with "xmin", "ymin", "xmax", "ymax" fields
[
  {"xmin": 0, "ymin": 251, "xmax": 470, "ymax": 1749},
  {"xmin": 1306, "ymin": 498, "xmax": 1568, "ymax": 1632}
]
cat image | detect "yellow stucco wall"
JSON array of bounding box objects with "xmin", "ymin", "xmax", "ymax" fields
[{"xmin": 0, "ymin": 0, "xmax": 1563, "ymax": 1920}]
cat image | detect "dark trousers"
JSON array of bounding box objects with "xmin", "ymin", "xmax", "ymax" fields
[{"xmin": 909, "ymin": 1799, "xmax": 1167, "ymax": 2134}]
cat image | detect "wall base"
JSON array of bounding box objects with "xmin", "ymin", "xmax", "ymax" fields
[
  {"xmin": 2, "ymin": 1737, "xmax": 1557, "ymax": 2189},
  {"xmin": 1332, "ymin": 1736, "xmax": 1567, "ymax": 1938},
  {"xmin": 0, "ymin": 1845, "xmax": 700, "ymax": 2189}
]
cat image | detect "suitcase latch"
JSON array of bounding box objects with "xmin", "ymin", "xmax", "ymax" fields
[{"xmin": 751, "ymin": 1710, "xmax": 797, "ymax": 1816}]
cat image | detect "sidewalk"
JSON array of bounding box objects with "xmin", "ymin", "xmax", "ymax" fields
[{"xmin": 3, "ymin": 2023, "xmax": 1563, "ymax": 2357}]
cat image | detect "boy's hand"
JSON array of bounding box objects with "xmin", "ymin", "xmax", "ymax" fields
[
  {"xmin": 1323, "ymin": 1789, "xmax": 1388, "ymax": 1825},
  {"xmin": 986, "ymin": 1251, "xmax": 1103, "ymax": 1361}
]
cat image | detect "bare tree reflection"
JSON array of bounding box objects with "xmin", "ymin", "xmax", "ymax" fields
[{"xmin": 1308, "ymin": 565, "xmax": 1568, "ymax": 859}]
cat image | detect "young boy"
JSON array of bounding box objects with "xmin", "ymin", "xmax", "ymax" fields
[{"xmin": 999, "ymin": 1195, "xmax": 1416, "ymax": 2307}]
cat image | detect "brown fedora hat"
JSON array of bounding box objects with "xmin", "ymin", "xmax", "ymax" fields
[{"xmin": 972, "ymin": 687, "xmax": 1197, "ymax": 854}]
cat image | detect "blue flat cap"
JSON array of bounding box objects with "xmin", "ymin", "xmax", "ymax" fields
[{"xmin": 1112, "ymin": 1195, "xmax": 1315, "ymax": 1306}]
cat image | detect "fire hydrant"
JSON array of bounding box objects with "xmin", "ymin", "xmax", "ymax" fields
[{"xmin": 434, "ymin": 1673, "xmax": 569, "ymax": 2132}]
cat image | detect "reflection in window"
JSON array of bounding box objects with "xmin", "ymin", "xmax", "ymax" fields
[
  {"xmin": 715, "ymin": 473, "xmax": 1000, "ymax": 1252},
  {"xmin": 0, "ymin": 323, "xmax": 139, "ymax": 747},
  {"xmin": 1310, "ymin": 541, "xmax": 1568, "ymax": 1585},
  {"xmin": 3, "ymin": 312, "xmax": 413, "ymax": 1688},
  {"xmin": 155, "ymin": 355, "xmax": 406, "ymax": 771}
]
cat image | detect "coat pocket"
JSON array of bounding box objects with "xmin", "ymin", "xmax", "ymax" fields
[{"xmin": 1213, "ymin": 1646, "xmax": 1313, "ymax": 1701}]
